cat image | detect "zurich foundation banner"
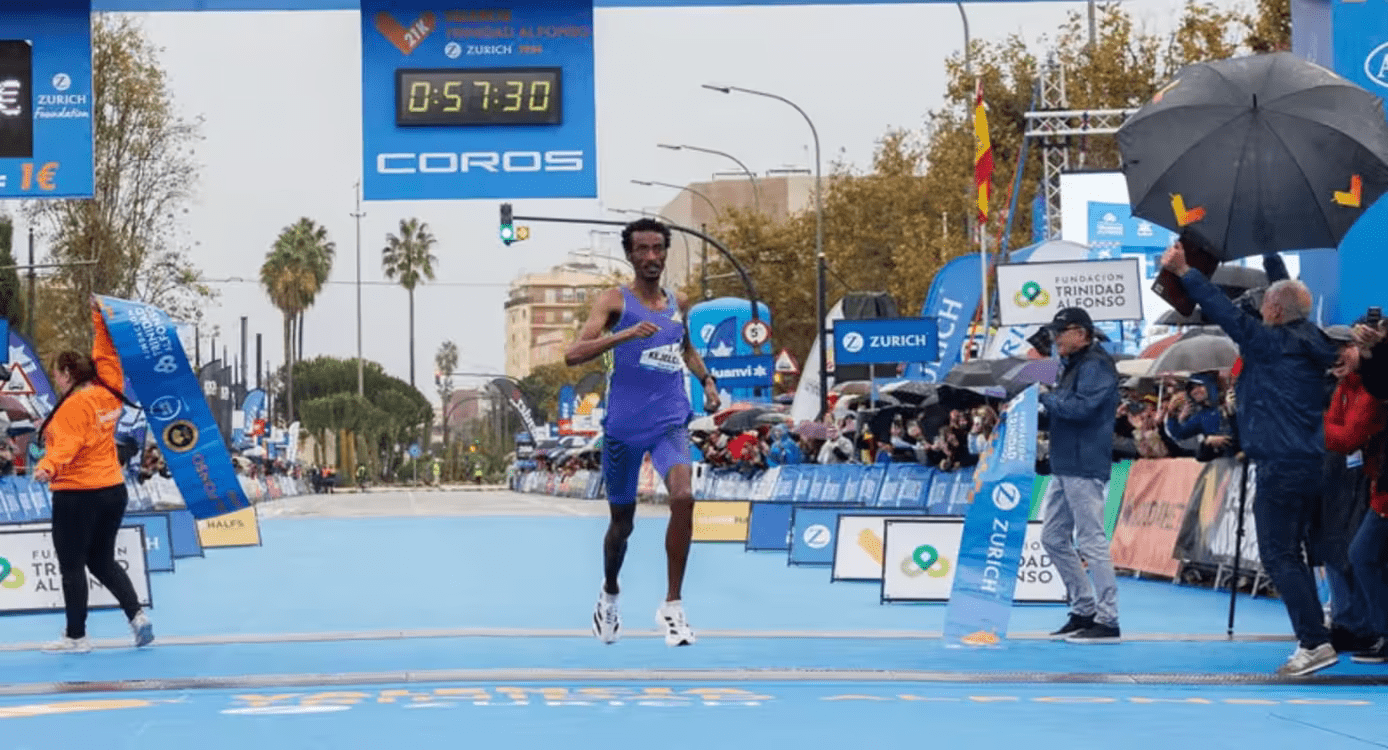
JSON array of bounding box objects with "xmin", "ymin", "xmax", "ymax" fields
[
  {"xmin": 941, "ymin": 384, "xmax": 1039, "ymax": 646},
  {"xmin": 97, "ymin": 296, "xmax": 251, "ymax": 520}
]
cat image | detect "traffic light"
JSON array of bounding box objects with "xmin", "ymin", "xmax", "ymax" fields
[{"xmin": 500, "ymin": 203, "xmax": 515, "ymax": 245}]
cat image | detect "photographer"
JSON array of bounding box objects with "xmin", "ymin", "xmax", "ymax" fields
[{"xmin": 1164, "ymin": 373, "xmax": 1235, "ymax": 461}]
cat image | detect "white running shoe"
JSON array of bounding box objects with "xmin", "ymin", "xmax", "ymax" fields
[
  {"xmin": 592, "ymin": 589, "xmax": 621, "ymax": 644},
  {"xmin": 656, "ymin": 600, "xmax": 696, "ymax": 647},
  {"xmin": 130, "ymin": 610, "xmax": 155, "ymax": 648},
  {"xmin": 41, "ymin": 635, "xmax": 92, "ymax": 654},
  {"xmin": 1275, "ymin": 643, "xmax": 1338, "ymax": 677}
]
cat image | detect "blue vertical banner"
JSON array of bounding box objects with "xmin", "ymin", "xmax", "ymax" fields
[
  {"xmin": 1330, "ymin": 0, "xmax": 1388, "ymax": 324},
  {"xmin": 557, "ymin": 383, "xmax": 574, "ymax": 435},
  {"xmin": 232, "ymin": 388, "xmax": 266, "ymax": 449},
  {"xmin": 904, "ymin": 255, "xmax": 982, "ymax": 382},
  {"xmin": 687, "ymin": 297, "xmax": 773, "ymax": 410},
  {"xmin": 359, "ymin": 0, "xmax": 597, "ymax": 201},
  {"xmin": 942, "ymin": 385, "xmax": 1039, "ymax": 646},
  {"xmin": 0, "ymin": 0, "xmax": 94, "ymax": 199},
  {"xmin": 96, "ymin": 296, "xmax": 251, "ymax": 520}
]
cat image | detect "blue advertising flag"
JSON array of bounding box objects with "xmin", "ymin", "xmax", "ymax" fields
[
  {"xmin": 688, "ymin": 297, "xmax": 773, "ymax": 410},
  {"xmin": 942, "ymin": 385, "xmax": 1039, "ymax": 646},
  {"xmin": 96, "ymin": 296, "xmax": 251, "ymax": 520},
  {"xmin": 904, "ymin": 255, "xmax": 982, "ymax": 383},
  {"xmin": 557, "ymin": 384, "xmax": 575, "ymax": 434}
]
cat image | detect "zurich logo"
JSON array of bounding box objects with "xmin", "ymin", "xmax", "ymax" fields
[
  {"xmin": 1365, "ymin": 41, "xmax": 1388, "ymax": 90},
  {"xmin": 842, "ymin": 332, "xmax": 865, "ymax": 353},
  {"xmin": 992, "ymin": 482, "xmax": 1022, "ymax": 512},
  {"xmin": 51, "ymin": 73, "xmax": 70, "ymax": 92}
]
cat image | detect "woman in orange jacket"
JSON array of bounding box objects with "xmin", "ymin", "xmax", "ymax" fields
[{"xmin": 34, "ymin": 299, "xmax": 154, "ymax": 654}]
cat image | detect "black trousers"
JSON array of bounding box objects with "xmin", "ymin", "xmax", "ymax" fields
[{"xmin": 51, "ymin": 484, "xmax": 142, "ymax": 639}]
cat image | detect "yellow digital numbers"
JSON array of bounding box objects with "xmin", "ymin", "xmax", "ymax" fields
[
  {"xmin": 442, "ymin": 81, "xmax": 462, "ymax": 112},
  {"xmin": 503, "ymin": 80, "xmax": 523, "ymax": 112}
]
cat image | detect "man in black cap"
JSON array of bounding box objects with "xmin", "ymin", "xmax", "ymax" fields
[{"xmin": 1038, "ymin": 306, "xmax": 1122, "ymax": 643}]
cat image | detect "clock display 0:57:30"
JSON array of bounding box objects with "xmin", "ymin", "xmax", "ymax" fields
[{"xmin": 395, "ymin": 68, "xmax": 563, "ymax": 126}]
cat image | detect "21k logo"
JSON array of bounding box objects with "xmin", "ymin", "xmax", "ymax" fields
[{"xmin": 374, "ymin": 11, "xmax": 436, "ymax": 55}]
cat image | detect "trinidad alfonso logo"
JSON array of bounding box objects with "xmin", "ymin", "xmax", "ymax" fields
[{"xmin": 1014, "ymin": 281, "xmax": 1050, "ymax": 308}]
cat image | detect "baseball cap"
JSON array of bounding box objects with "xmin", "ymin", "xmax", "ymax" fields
[{"xmin": 1047, "ymin": 307, "xmax": 1094, "ymax": 333}]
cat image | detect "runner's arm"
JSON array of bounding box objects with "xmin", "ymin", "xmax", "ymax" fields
[
  {"xmin": 564, "ymin": 288, "xmax": 634, "ymax": 366},
  {"xmin": 678, "ymin": 294, "xmax": 716, "ymax": 392}
]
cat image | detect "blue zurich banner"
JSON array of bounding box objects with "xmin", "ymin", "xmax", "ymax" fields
[
  {"xmin": 359, "ymin": 0, "xmax": 597, "ymax": 201},
  {"xmin": 833, "ymin": 317, "xmax": 938, "ymax": 367},
  {"xmin": 97, "ymin": 296, "xmax": 251, "ymax": 520},
  {"xmin": 903, "ymin": 254, "xmax": 982, "ymax": 382},
  {"xmin": 0, "ymin": 0, "xmax": 94, "ymax": 199},
  {"xmin": 942, "ymin": 384, "xmax": 1039, "ymax": 646}
]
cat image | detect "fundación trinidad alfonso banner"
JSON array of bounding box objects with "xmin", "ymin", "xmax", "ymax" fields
[
  {"xmin": 994, "ymin": 258, "xmax": 1144, "ymax": 327},
  {"xmin": 97, "ymin": 296, "xmax": 250, "ymax": 520}
]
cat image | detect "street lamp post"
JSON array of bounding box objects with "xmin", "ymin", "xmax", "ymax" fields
[
  {"xmin": 656, "ymin": 144, "xmax": 761, "ymax": 214},
  {"xmin": 351, "ymin": 181, "xmax": 366, "ymax": 398},
  {"xmin": 702, "ymin": 84, "xmax": 825, "ymax": 418},
  {"xmin": 630, "ymin": 179, "xmax": 719, "ymax": 221}
]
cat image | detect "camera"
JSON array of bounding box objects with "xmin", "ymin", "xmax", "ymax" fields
[
  {"xmin": 1027, "ymin": 326, "xmax": 1054, "ymax": 357},
  {"xmin": 1367, "ymin": 306, "xmax": 1382, "ymax": 327}
]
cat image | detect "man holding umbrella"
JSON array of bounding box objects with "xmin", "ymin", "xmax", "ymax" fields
[{"xmin": 1161, "ymin": 239, "xmax": 1340, "ymax": 676}]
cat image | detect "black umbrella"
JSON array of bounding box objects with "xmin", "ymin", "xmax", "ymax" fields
[{"xmin": 1117, "ymin": 52, "xmax": 1388, "ymax": 260}]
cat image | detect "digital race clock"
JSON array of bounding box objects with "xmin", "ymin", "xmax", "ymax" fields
[{"xmin": 395, "ymin": 67, "xmax": 562, "ymax": 127}]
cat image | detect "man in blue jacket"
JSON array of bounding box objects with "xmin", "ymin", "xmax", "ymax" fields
[
  {"xmin": 1162, "ymin": 240, "xmax": 1341, "ymax": 676},
  {"xmin": 1039, "ymin": 307, "xmax": 1122, "ymax": 644}
]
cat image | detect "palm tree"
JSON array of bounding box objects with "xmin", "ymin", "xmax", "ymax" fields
[
  {"xmin": 260, "ymin": 218, "xmax": 335, "ymax": 421},
  {"xmin": 382, "ymin": 218, "xmax": 438, "ymax": 388},
  {"xmin": 435, "ymin": 339, "xmax": 459, "ymax": 446}
]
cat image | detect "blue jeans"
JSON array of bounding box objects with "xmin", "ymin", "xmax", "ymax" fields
[
  {"xmin": 1349, "ymin": 510, "xmax": 1388, "ymax": 638},
  {"xmin": 1254, "ymin": 459, "xmax": 1331, "ymax": 649}
]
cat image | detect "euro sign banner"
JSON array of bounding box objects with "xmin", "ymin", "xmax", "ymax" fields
[
  {"xmin": 942, "ymin": 385, "xmax": 1039, "ymax": 647},
  {"xmin": 96, "ymin": 296, "xmax": 251, "ymax": 520}
]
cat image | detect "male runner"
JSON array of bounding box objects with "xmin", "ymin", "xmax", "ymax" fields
[{"xmin": 564, "ymin": 218, "xmax": 721, "ymax": 647}]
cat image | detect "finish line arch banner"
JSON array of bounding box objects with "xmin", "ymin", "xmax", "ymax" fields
[
  {"xmin": 360, "ymin": 0, "xmax": 597, "ymax": 201},
  {"xmin": 97, "ymin": 295, "xmax": 252, "ymax": 520}
]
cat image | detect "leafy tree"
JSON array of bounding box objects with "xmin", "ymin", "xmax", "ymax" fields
[
  {"xmin": 434, "ymin": 339, "xmax": 458, "ymax": 446},
  {"xmin": 700, "ymin": 1, "xmax": 1275, "ymax": 374},
  {"xmin": 0, "ymin": 216, "xmax": 24, "ymax": 333},
  {"xmin": 288, "ymin": 356, "xmax": 432, "ymax": 476},
  {"xmin": 520, "ymin": 359, "xmax": 606, "ymax": 426},
  {"xmin": 382, "ymin": 218, "xmax": 438, "ymax": 388},
  {"xmin": 24, "ymin": 15, "xmax": 212, "ymax": 355}
]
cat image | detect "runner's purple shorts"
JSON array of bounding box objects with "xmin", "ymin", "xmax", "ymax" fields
[{"xmin": 602, "ymin": 425, "xmax": 691, "ymax": 505}]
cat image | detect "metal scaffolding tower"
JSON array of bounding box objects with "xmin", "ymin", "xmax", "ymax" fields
[{"xmin": 1025, "ymin": 60, "xmax": 1138, "ymax": 239}]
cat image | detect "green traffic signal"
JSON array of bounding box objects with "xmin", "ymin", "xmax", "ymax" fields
[{"xmin": 500, "ymin": 202, "xmax": 515, "ymax": 246}]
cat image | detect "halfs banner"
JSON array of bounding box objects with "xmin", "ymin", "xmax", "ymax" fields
[
  {"xmin": 942, "ymin": 384, "xmax": 1040, "ymax": 646},
  {"xmin": 360, "ymin": 0, "xmax": 597, "ymax": 201},
  {"xmin": 995, "ymin": 258, "xmax": 1143, "ymax": 327},
  {"xmin": 97, "ymin": 296, "xmax": 252, "ymax": 520},
  {"xmin": 0, "ymin": 0, "xmax": 94, "ymax": 199}
]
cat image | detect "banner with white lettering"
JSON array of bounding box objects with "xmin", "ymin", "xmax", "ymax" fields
[
  {"xmin": 98, "ymin": 296, "xmax": 252, "ymax": 520},
  {"xmin": 996, "ymin": 258, "xmax": 1143, "ymax": 327},
  {"xmin": 904, "ymin": 255, "xmax": 982, "ymax": 383},
  {"xmin": 942, "ymin": 384, "xmax": 1040, "ymax": 646}
]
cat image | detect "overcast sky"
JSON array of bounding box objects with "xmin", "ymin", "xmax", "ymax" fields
[{"xmin": 8, "ymin": 0, "xmax": 1197, "ymax": 401}]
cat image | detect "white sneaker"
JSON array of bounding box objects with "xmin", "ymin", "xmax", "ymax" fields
[
  {"xmin": 656, "ymin": 600, "xmax": 696, "ymax": 647},
  {"xmin": 592, "ymin": 589, "xmax": 620, "ymax": 644},
  {"xmin": 1275, "ymin": 643, "xmax": 1338, "ymax": 677},
  {"xmin": 130, "ymin": 610, "xmax": 155, "ymax": 648},
  {"xmin": 41, "ymin": 635, "xmax": 92, "ymax": 654}
]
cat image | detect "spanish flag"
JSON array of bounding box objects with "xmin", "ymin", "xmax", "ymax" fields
[{"xmin": 973, "ymin": 78, "xmax": 993, "ymax": 226}]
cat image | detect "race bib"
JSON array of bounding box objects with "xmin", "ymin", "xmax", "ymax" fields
[
  {"xmin": 638, "ymin": 342, "xmax": 683, "ymax": 373},
  {"xmin": 1348, "ymin": 450, "xmax": 1364, "ymax": 469}
]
